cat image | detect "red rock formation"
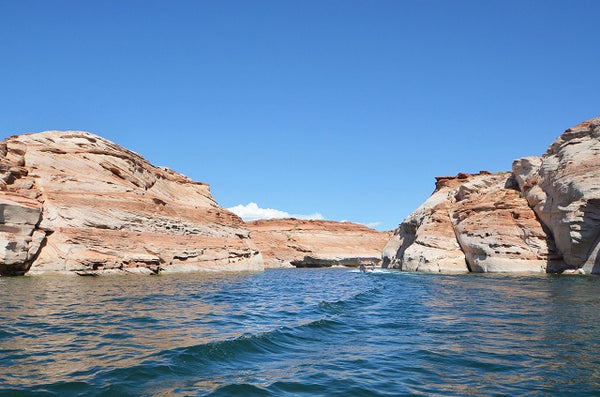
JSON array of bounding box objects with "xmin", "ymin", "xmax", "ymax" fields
[
  {"xmin": 382, "ymin": 174, "xmax": 469, "ymax": 273},
  {"xmin": 383, "ymin": 172, "xmax": 560, "ymax": 273},
  {"xmin": 451, "ymin": 174, "xmax": 563, "ymax": 272},
  {"xmin": 247, "ymin": 218, "xmax": 390, "ymax": 268},
  {"xmin": 385, "ymin": 116, "xmax": 600, "ymax": 274},
  {"xmin": 513, "ymin": 116, "xmax": 600, "ymax": 273},
  {"xmin": 0, "ymin": 131, "xmax": 263, "ymax": 275}
]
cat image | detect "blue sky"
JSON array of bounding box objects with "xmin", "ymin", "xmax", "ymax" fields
[{"xmin": 1, "ymin": 1, "xmax": 599, "ymax": 231}]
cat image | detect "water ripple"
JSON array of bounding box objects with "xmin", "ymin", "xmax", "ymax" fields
[{"xmin": 2, "ymin": 270, "xmax": 600, "ymax": 396}]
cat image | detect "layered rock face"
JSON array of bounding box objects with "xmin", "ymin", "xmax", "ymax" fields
[
  {"xmin": 451, "ymin": 174, "xmax": 563, "ymax": 272},
  {"xmin": 381, "ymin": 175, "xmax": 469, "ymax": 273},
  {"xmin": 247, "ymin": 219, "xmax": 390, "ymax": 268},
  {"xmin": 382, "ymin": 172, "xmax": 559, "ymax": 273},
  {"xmin": 0, "ymin": 131, "xmax": 263, "ymax": 275},
  {"xmin": 513, "ymin": 116, "xmax": 600, "ymax": 273},
  {"xmin": 0, "ymin": 197, "xmax": 45, "ymax": 275},
  {"xmin": 384, "ymin": 116, "xmax": 600, "ymax": 274}
]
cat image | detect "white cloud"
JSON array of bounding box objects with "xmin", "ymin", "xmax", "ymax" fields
[
  {"xmin": 228, "ymin": 202, "xmax": 324, "ymax": 222},
  {"xmin": 341, "ymin": 219, "xmax": 382, "ymax": 229}
]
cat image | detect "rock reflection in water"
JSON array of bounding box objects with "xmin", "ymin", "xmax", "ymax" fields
[
  {"xmin": 0, "ymin": 273, "xmax": 247, "ymax": 387},
  {"xmin": 413, "ymin": 274, "xmax": 600, "ymax": 394}
]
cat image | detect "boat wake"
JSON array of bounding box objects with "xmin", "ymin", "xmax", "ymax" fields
[
  {"xmin": 61, "ymin": 315, "xmax": 348, "ymax": 395},
  {"xmin": 348, "ymin": 268, "xmax": 402, "ymax": 274}
]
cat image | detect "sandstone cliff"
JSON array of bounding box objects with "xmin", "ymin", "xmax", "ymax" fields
[
  {"xmin": 0, "ymin": 131, "xmax": 263, "ymax": 275},
  {"xmin": 384, "ymin": 116, "xmax": 600, "ymax": 274},
  {"xmin": 513, "ymin": 116, "xmax": 600, "ymax": 273},
  {"xmin": 247, "ymin": 219, "xmax": 390, "ymax": 268},
  {"xmin": 382, "ymin": 172, "xmax": 561, "ymax": 273}
]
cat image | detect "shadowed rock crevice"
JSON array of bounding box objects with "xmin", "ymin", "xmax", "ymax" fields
[
  {"xmin": 0, "ymin": 198, "xmax": 46, "ymax": 275},
  {"xmin": 581, "ymin": 198, "xmax": 600, "ymax": 274},
  {"xmin": 382, "ymin": 222, "xmax": 417, "ymax": 269}
]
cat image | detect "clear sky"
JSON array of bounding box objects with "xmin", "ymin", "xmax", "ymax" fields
[{"xmin": 1, "ymin": 1, "xmax": 599, "ymax": 231}]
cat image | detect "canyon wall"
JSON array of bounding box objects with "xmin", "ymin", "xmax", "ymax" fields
[
  {"xmin": 3, "ymin": 116, "xmax": 598, "ymax": 275},
  {"xmin": 513, "ymin": 117, "xmax": 600, "ymax": 273},
  {"xmin": 247, "ymin": 219, "xmax": 390, "ymax": 268},
  {"xmin": 383, "ymin": 116, "xmax": 600, "ymax": 274},
  {"xmin": 0, "ymin": 131, "xmax": 263, "ymax": 275}
]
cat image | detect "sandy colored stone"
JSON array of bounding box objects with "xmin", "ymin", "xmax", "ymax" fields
[
  {"xmin": 451, "ymin": 174, "xmax": 562, "ymax": 272},
  {"xmin": 383, "ymin": 172, "xmax": 559, "ymax": 273},
  {"xmin": 0, "ymin": 130, "xmax": 263, "ymax": 275},
  {"xmin": 513, "ymin": 116, "xmax": 600, "ymax": 273},
  {"xmin": 382, "ymin": 174, "xmax": 470, "ymax": 273},
  {"xmin": 0, "ymin": 195, "xmax": 44, "ymax": 275},
  {"xmin": 247, "ymin": 218, "xmax": 390, "ymax": 268}
]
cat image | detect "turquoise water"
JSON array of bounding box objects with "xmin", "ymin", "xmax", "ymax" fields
[{"xmin": 1, "ymin": 268, "xmax": 600, "ymax": 396}]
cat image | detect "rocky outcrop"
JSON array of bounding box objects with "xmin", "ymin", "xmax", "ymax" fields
[
  {"xmin": 382, "ymin": 172, "xmax": 562, "ymax": 273},
  {"xmin": 0, "ymin": 130, "xmax": 263, "ymax": 275},
  {"xmin": 451, "ymin": 174, "xmax": 563, "ymax": 272},
  {"xmin": 246, "ymin": 219, "xmax": 390, "ymax": 268},
  {"xmin": 0, "ymin": 196, "xmax": 45, "ymax": 275},
  {"xmin": 385, "ymin": 116, "xmax": 600, "ymax": 274},
  {"xmin": 513, "ymin": 116, "xmax": 600, "ymax": 273},
  {"xmin": 381, "ymin": 174, "xmax": 469, "ymax": 273}
]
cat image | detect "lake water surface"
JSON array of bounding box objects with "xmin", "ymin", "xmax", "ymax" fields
[{"xmin": 1, "ymin": 268, "xmax": 600, "ymax": 396}]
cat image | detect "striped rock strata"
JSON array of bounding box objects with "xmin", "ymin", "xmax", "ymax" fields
[
  {"xmin": 0, "ymin": 131, "xmax": 263, "ymax": 275},
  {"xmin": 513, "ymin": 116, "xmax": 600, "ymax": 273},
  {"xmin": 382, "ymin": 172, "xmax": 562, "ymax": 273},
  {"xmin": 384, "ymin": 116, "xmax": 600, "ymax": 273},
  {"xmin": 247, "ymin": 218, "xmax": 391, "ymax": 268}
]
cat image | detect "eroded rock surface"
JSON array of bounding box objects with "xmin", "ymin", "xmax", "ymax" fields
[
  {"xmin": 0, "ymin": 131, "xmax": 263, "ymax": 275},
  {"xmin": 0, "ymin": 196, "xmax": 44, "ymax": 275},
  {"xmin": 381, "ymin": 174, "xmax": 469, "ymax": 273},
  {"xmin": 451, "ymin": 174, "xmax": 562, "ymax": 272},
  {"xmin": 513, "ymin": 116, "xmax": 600, "ymax": 273},
  {"xmin": 383, "ymin": 172, "xmax": 560, "ymax": 273},
  {"xmin": 247, "ymin": 219, "xmax": 390, "ymax": 268},
  {"xmin": 385, "ymin": 116, "xmax": 600, "ymax": 274}
]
